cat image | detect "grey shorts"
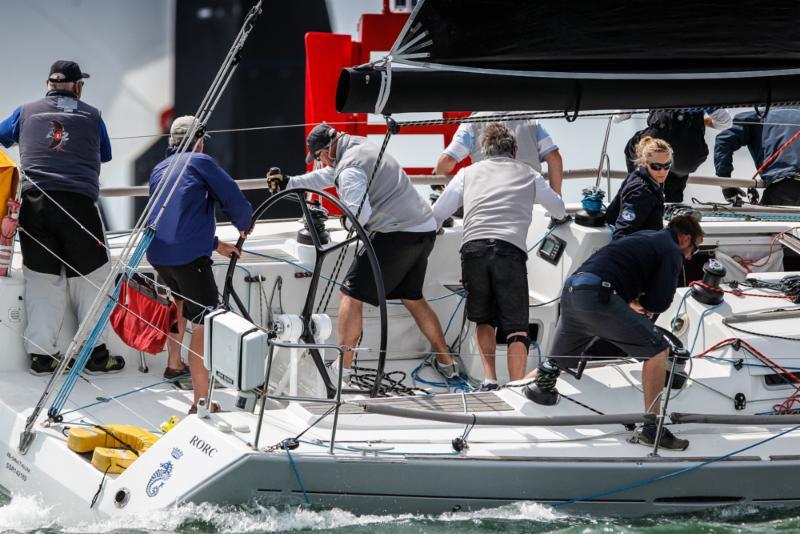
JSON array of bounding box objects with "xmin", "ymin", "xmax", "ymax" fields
[{"xmin": 548, "ymin": 274, "xmax": 669, "ymax": 369}]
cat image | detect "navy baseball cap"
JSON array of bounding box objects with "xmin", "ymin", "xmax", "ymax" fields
[
  {"xmin": 48, "ymin": 60, "xmax": 90, "ymax": 83},
  {"xmin": 305, "ymin": 123, "xmax": 338, "ymax": 164}
]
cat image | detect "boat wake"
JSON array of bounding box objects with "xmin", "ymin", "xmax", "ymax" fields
[
  {"xmin": 4, "ymin": 492, "xmax": 800, "ymax": 533},
  {"xmin": 0, "ymin": 493, "xmax": 566, "ymax": 533}
]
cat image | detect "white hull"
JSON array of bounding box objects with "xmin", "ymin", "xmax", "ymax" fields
[{"xmin": 3, "ymin": 207, "xmax": 800, "ymax": 520}]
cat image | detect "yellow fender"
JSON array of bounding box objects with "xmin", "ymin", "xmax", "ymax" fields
[{"xmin": 67, "ymin": 424, "xmax": 159, "ymax": 474}]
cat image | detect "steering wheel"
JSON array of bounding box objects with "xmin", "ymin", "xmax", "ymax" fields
[{"xmin": 222, "ymin": 188, "xmax": 388, "ymax": 399}]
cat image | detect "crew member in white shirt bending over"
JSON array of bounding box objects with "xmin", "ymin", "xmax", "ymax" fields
[{"xmin": 432, "ymin": 123, "xmax": 566, "ymax": 390}]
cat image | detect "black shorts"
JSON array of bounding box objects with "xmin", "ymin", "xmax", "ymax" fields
[
  {"xmin": 460, "ymin": 239, "xmax": 529, "ymax": 334},
  {"xmin": 548, "ymin": 274, "xmax": 670, "ymax": 369},
  {"xmin": 153, "ymin": 257, "xmax": 219, "ymax": 324},
  {"xmin": 341, "ymin": 231, "xmax": 436, "ymax": 306},
  {"xmin": 19, "ymin": 190, "xmax": 109, "ymax": 277}
]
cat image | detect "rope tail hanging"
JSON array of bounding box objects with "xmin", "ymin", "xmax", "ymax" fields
[{"xmin": 19, "ymin": 1, "xmax": 264, "ymax": 455}]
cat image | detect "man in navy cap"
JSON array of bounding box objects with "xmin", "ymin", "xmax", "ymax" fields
[
  {"xmin": 268, "ymin": 123, "xmax": 459, "ymax": 383},
  {"xmin": 0, "ymin": 60, "xmax": 123, "ymax": 375}
]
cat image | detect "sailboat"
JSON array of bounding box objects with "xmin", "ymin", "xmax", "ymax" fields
[{"xmin": 3, "ymin": 0, "xmax": 800, "ymax": 522}]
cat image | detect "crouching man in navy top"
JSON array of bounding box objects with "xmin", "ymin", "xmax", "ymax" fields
[
  {"xmin": 147, "ymin": 116, "xmax": 253, "ymax": 414},
  {"xmin": 0, "ymin": 60, "xmax": 124, "ymax": 375},
  {"xmin": 525, "ymin": 215, "xmax": 704, "ymax": 451}
]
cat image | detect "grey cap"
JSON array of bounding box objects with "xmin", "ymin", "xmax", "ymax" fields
[
  {"xmin": 305, "ymin": 123, "xmax": 338, "ymax": 164},
  {"xmin": 169, "ymin": 115, "xmax": 210, "ymax": 147}
]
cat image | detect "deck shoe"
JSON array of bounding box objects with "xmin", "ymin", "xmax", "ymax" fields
[
  {"xmin": 480, "ymin": 381, "xmax": 499, "ymax": 392},
  {"xmin": 29, "ymin": 354, "xmax": 59, "ymax": 375},
  {"xmin": 84, "ymin": 346, "xmax": 126, "ymax": 375},
  {"xmin": 634, "ymin": 424, "xmax": 690, "ymax": 451},
  {"xmin": 163, "ymin": 363, "xmax": 190, "ymax": 380},
  {"xmin": 433, "ymin": 357, "xmax": 459, "ymax": 380},
  {"xmin": 29, "ymin": 354, "xmax": 75, "ymax": 375}
]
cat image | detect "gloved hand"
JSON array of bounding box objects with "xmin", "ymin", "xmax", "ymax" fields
[
  {"xmin": 266, "ymin": 167, "xmax": 288, "ymax": 193},
  {"xmin": 721, "ymin": 187, "xmax": 746, "ymax": 206},
  {"xmin": 547, "ymin": 214, "xmax": 572, "ymax": 229}
]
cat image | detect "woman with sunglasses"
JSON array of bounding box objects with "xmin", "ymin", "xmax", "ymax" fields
[{"xmin": 606, "ymin": 136, "xmax": 673, "ymax": 239}]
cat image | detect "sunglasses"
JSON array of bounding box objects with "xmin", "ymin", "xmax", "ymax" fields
[{"xmin": 647, "ymin": 160, "xmax": 673, "ymax": 171}]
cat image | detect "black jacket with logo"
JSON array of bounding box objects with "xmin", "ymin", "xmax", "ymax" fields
[{"xmin": 605, "ymin": 166, "xmax": 665, "ymax": 239}]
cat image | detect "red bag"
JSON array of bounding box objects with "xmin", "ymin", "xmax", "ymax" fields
[{"xmin": 110, "ymin": 274, "xmax": 177, "ymax": 354}]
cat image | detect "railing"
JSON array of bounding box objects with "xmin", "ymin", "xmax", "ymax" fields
[
  {"xmin": 98, "ymin": 170, "xmax": 764, "ymax": 197},
  {"xmin": 254, "ymin": 340, "xmax": 346, "ymax": 453}
]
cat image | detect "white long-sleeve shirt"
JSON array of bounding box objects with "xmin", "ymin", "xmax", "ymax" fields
[{"xmin": 289, "ymin": 166, "xmax": 435, "ymax": 232}]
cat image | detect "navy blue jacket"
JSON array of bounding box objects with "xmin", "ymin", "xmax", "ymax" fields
[
  {"xmin": 575, "ymin": 228, "xmax": 683, "ymax": 313},
  {"xmin": 715, "ymin": 109, "xmax": 800, "ymax": 186},
  {"xmin": 147, "ymin": 149, "xmax": 253, "ymax": 266},
  {"xmin": 605, "ymin": 167, "xmax": 664, "ymax": 238}
]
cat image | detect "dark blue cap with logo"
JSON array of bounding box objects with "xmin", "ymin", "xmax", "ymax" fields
[
  {"xmin": 48, "ymin": 60, "xmax": 90, "ymax": 83},
  {"xmin": 305, "ymin": 123, "xmax": 338, "ymax": 164}
]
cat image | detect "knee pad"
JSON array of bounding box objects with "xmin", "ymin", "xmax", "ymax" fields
[{"xmin": 506, "ymin": 333, "xmax": 531, "ymax": 351}]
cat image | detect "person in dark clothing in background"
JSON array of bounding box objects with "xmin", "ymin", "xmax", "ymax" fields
[
  {"xmin": 617, "ymin": 109, "xmax": 732, "ymax": 202},
  {"xmin": 606, "ymin": 136, "xmax": 671, "ymax": 238},
  {"xmin": 0, "ymin": 60, "xmax": 124, "ymax": 376},
  {"xmin": 524, "ymin": 215, "xmax": 704, "ymax": 451},
  {"xmin": 715, "ymin": 108, "xmax": 800, "ymax": 206},
  {"xmin": 148, "ymin": 115, "xmax": 253, "ymax": 414}
]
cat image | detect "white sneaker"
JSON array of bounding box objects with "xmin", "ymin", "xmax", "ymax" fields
[
  {"xmin": 433, "ymin": 357, "xmax": 459, "ymax": 380},
  {"xmin": 329, "ymin": 360, "xmax": 352, "ymax": 385}
]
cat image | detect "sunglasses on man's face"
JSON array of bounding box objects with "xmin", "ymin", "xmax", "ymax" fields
[{"xmin": 647, "ymin": 160, "xmax": 673, "ymax": 171}]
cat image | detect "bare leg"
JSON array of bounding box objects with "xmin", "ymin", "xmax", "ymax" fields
[
  {"xmin": 642, "ymin": 349, "xmax": 668, "ymax": 414},
  {"xmin": 506, "ymin": 330, "xmax": 528, "ymax": 381},
  {"xmin": 188, "ymin": 323, "xmax": 208, "ymax": 406},
  {"xmin": 476, "ymin": 324, "xmax": 497, "ymax": 381},
  {"xmin": 402, "ymin": 298, "xmax": 453, "ymax": 365},
  {"xmin": 166, "ymin": 300, "xmax": 186, "ymax": 370},
  {"xmin": 338, "ymin": 293, "xmax": 363, "ymax": 369}
]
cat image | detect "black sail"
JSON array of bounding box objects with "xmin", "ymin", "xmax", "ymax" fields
[{"xmin": 337, "ymin": 0, "xmax": 800, "ymax": 114}]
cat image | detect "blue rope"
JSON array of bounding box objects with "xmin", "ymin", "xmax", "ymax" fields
[
  {"xmin": 553, "ymin": 422, "xmax": 800, "ymax": 507},
  {"xmin": 527, "ymin": 228, "xmax": 554, "ymax": 253},
  {"xmin": 581, "ymin": 189, "xmax": 605, "ymax": 213},
  {"xmin": 689, "ymin": 303, "xmax": 722, "ymax": 355},
  {"xmin": 285, "ymin": 448, "xmax": 311, "ymax": 504},
  {"xmin": 49, "ymin": 229, "xmax": 156, "ymax": 418}
]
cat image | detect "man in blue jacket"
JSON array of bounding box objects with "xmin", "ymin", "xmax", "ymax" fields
[
  {"xmin": 525, "ymin": 215, "xmax": 704, "ymax": 451},
  {"xmin": 715, "ymin": 109, "xmax": 800, "ymax": 206},
  {"xmin": 0, "ymin": 60, "xmax": 123, "ymax": 375},
  {"xmin": 147, "ymin": 115, "xmax": 253, "ymax": 414}
]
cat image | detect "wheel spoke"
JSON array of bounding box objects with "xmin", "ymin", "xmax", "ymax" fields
[
  {"xmin": 319, "ymin": 234, "xmax": 360, "ymax": 256},
  {"xmin": 297, "ymin": 192, "xmax": 324, "ymax": 250}
]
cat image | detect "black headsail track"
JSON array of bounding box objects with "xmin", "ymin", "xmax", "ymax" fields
[{"xmin": 222, "ymin": 188, "xmax": 388, "ymax": 399}]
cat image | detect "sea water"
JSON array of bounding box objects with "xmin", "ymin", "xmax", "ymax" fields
[{"xmin": 2, "ymin": 493, "xmax": 800, "ymax": 533}]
